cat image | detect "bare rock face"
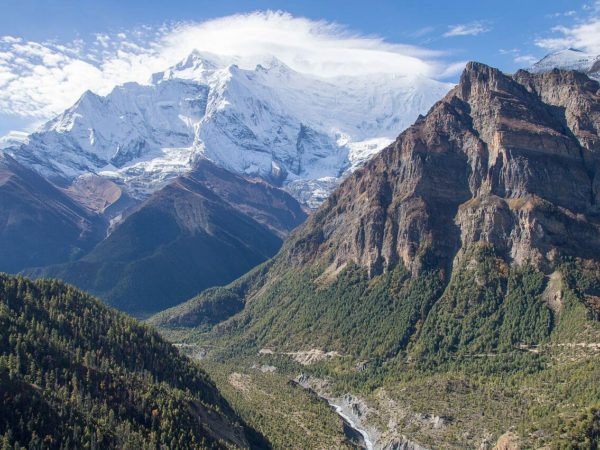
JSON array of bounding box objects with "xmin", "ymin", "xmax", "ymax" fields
[
  {"xmin": 283, "ymin": 62, "xmax": 600, "ymax": 277},
  {"xmin": 514, "ymin": 69, "xmax": 600, "ymax": 155},
  {"xmin": 64, "ymin": 174, "xmax": 131, "ymax": 215},
  {"xmin": 492, "ymin": 431, "xmax": 521, "ymax": 450},
  {"xmin": 383, "ymin": 437, "xmax": 430, "ymax": 450}
]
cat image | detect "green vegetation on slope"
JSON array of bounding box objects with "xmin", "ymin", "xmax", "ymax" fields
[
  {"xmin": 414, "ymin": 246, "xmax": 553, "ymax": 369},
  {"xmin": 150, "ymin": 261, "xmax": 274, "ymax": 331},
  {"xmin": 0, "ymin": 274, "xmax": 268, "ymax": 449},
  {"xmin": 199, "ymin": 360, "xmax": 356, "ymax": 450},
  {"xmin": 154, "ymin": 246, "xmax": 600, "ymax": 448},
  {"xmin": 158, "ymin": 260, "xmax": 444, "ymax": 361}
]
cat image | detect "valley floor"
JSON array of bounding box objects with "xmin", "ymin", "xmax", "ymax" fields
[{"xmin": 166, "ymin": 337, "xmax": 600, "ymax": 450}]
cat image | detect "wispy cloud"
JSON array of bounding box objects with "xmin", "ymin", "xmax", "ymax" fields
[
  {"xmin": 408, "ymin": 26, "xmax": 435, "ymax": 38},
  {"xmin": 536, "ymin": 2, "xmax": 600, "ymax": 53},
  {"xmin": 535, "ymin": 22, "xmax": 600, "ymax": 53},
  {"xmin": 0, "ymin": 11, "xmax": 463, "ymax": 130},
  {"xmin": 443, "ymin": 21, "xmax": 491, "ymax": 38},
  {"xmin": 0, "ymin": 38, "xmax": 105, "ymax": 120},
  {"xmin": 158, "ymin": 12, "xmax": 447, "ymax": 77},
  {"xmin": 514, "ymin": 54, "xmax": 538, "ymax": 65},
  {"xmin": 499, "ymin": 48, "xmax": 539, "ymax": 66},
  {"xmin": 546, "ymin": 10, "xmax": 578, "ymax": 19},
  {"xmin": 438, "ymin": 61, "xmax": 468, "ymax": 78}
]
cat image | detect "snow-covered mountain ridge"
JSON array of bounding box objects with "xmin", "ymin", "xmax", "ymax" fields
[
  {"xmin": 530, "ymin": 48, "xmax": 600, "ymax": 80},
  {"xmin": 6, "ymin": 51, "xmax": 453, "ymax": 207}
]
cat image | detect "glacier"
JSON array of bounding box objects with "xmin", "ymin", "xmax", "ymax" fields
[{"xmin": 6, "ymin": 50, "xmax": 453, "ymax": 207}]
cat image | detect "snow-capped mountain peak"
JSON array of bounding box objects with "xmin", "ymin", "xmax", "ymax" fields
[
  {"xmin": 7, "ymin": 50, "xmax": 453, "ymax": 206},
  {"xmin": 151, "ymin": 50, "xmax": 224, "ymax": 84},
  {"xmin": 530, "ymin": 48, "xmax": 600, "ymax": 79}
]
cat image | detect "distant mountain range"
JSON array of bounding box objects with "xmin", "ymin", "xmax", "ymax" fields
[
  {"xmin": 2, "ymin": 46, "xmax": 599, "ymax": 316},
  {"xmin": 27, "ymin": 160, "xmax": 306, "ymax": 314},
  {"xmin": 4, "ymin": 51, "xmax": 451, "ymax": 208}
]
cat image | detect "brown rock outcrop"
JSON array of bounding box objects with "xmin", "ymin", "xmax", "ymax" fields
[{"xmin": 283, "ymin": 62, "xmax": 600, "ymax": 276}]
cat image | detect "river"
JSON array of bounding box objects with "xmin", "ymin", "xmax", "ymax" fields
[{"xmin": 328, "ymin": 399, "xmax": 375, "ymax": 450}]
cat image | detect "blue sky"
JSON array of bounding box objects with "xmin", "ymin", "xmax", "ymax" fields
[{"xmin": 0, "ymin": 0, "xmax": 597, "ymax": 135}]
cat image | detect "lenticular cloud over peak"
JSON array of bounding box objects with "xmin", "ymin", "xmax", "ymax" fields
[
  {"xmin": 0, "ymin": 11, "xmax": 457, "ymax": 128},
  {"xmin": 160, "ymin": 11, "xmax": 444, "ymax": 78}
]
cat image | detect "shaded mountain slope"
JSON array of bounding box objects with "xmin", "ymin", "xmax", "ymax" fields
[
  {"xmin": 0, "ymin": 273, "xmax": 268, "ymax": 449},
  {"xmin": 30, "ymin": 160, "xmax": 307, "ymax": 314},
  {"xmin": 0, "ymin": 153, "xmax": 104, "ymax": 273}
]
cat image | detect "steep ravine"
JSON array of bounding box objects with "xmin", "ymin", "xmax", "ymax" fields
[
  {"xmin": 330, "ymin": 400, "xmax": 373, "ymax": 450},
  {"xmin": 295, "ymin": 374, "xmax": 428, "ymax": 450}
]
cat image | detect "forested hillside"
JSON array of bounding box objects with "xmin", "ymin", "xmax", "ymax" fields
[{"xmin": 0, "ymin": 274, "xmax": 268, "ymax": 449}]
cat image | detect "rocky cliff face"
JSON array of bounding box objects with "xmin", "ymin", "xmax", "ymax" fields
[
  {"xmin": 283, "ymin": 63, "xmax": 600, "ymax": 277},
  {"xmin": 158, "ymin": 62, "xmax": 600, "ymax": 331}
]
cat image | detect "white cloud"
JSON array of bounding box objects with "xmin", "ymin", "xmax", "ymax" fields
[
  {"xmin": 499, "ymin": 48, "xmax": 539, "ymax": 66},
  {"xmin": 0, "ymin": 11, "xmax": 461, "ymax": 130},
  {"xmin": 443, "ymin": 21, "xmax": 491, "ymax": 37},
  {"xmin": 438, "ymin": 61, "xmax": 468, "ymax": 78},
  {"xmin": 153, "ymin": 12, "xmax": 448, "ymax": 78},
  {"xmin": 514, "ymin": 54, "xmax": 538, "ymax": 65},
  {"xmin": 1, "ymin": 36, "xmax": 22, "ymax": 44},
  {"xmin": 536, "ymin": 22, "xmax": 600, "ymax": 53},
  {"xmin": 407, "ymin": 26, "xmax": 435, "ymax": 38},
  {"xmin": 535, "ymin": 2, "xmax": 600, "ymax": 53},
  {"xmin": 547, "ymin": 10, "xmax": 578, "ymax": 19},
  {"xmin": 0, "ymin": 39, "xmax": 105, "ymax": 119}
]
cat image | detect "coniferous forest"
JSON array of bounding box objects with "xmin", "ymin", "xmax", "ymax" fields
[{"xmin": 0, "ymin": 274, "xmax": 267, "ymax": 449}]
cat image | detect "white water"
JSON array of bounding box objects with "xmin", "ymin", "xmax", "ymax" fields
[{"xmin": 328, "ymin": 400, "xmax": 374, "ymax": 450}]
